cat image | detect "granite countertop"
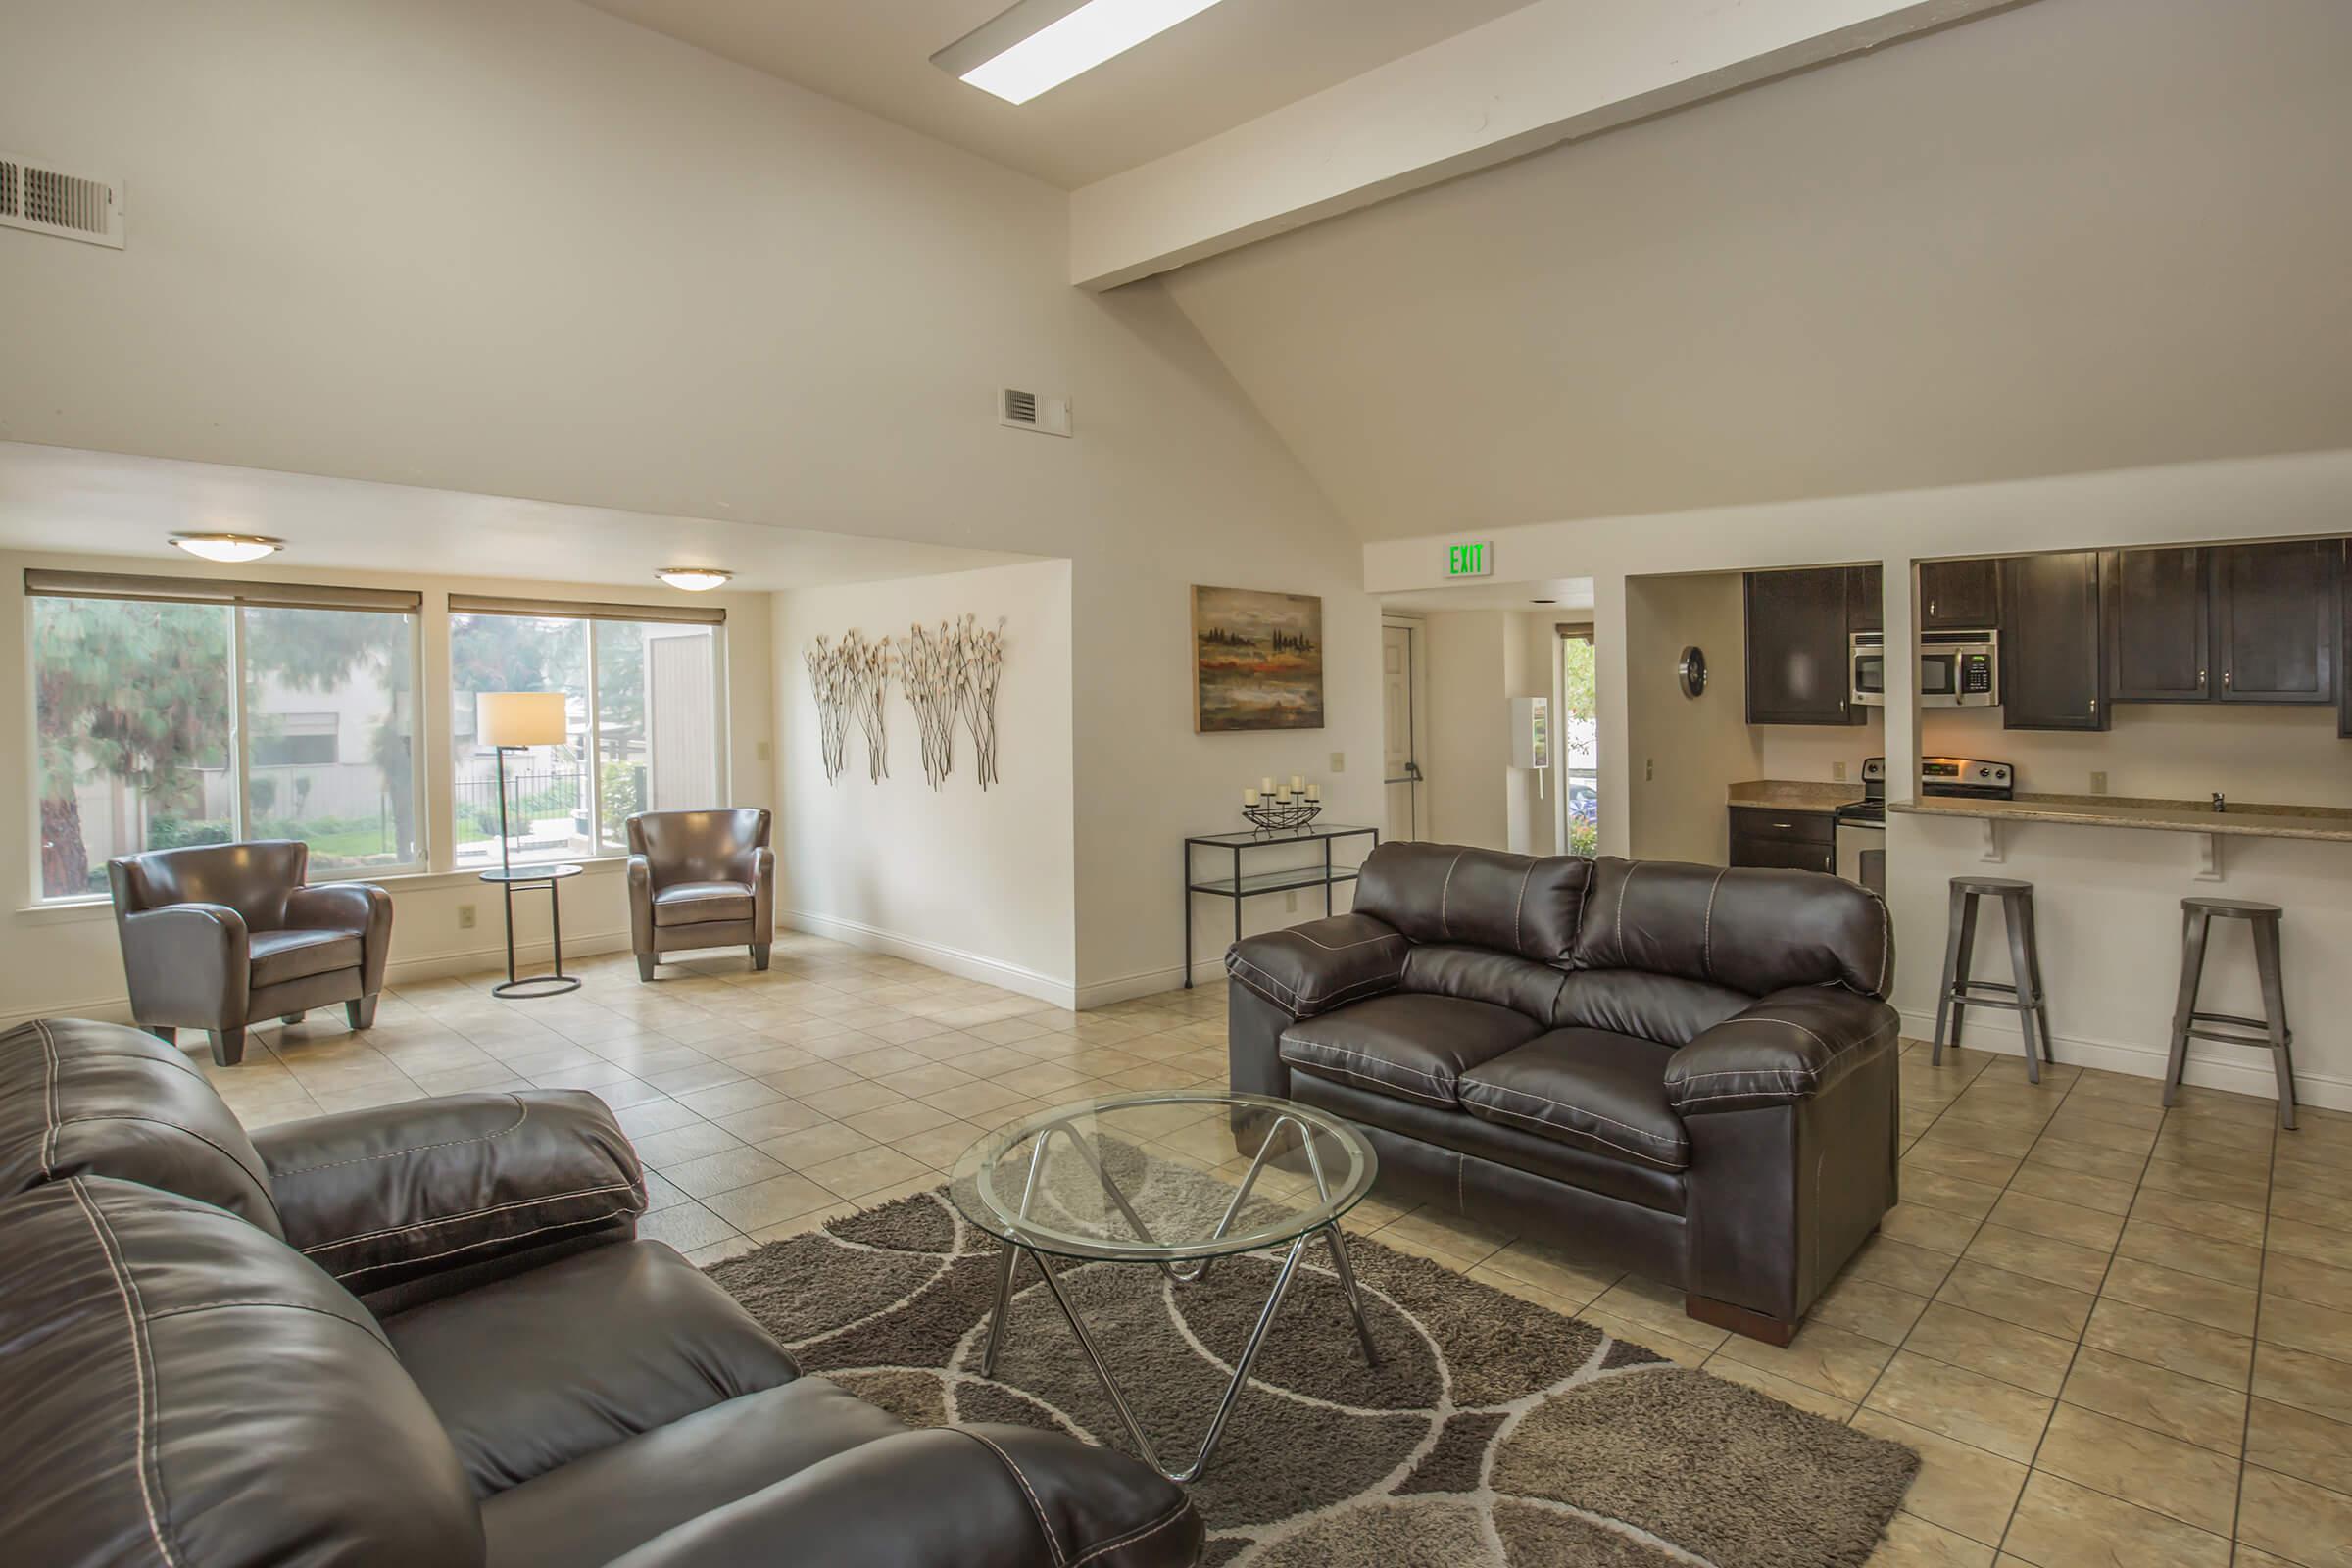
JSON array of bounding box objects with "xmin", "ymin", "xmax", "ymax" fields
[
  {"xmin": 1888, "ymin": 793, "xmax": 2352, "ymax": 843},
  {"xmin": 1728, "ymin": 781, "xmax": 1866, "ymax": 815}
]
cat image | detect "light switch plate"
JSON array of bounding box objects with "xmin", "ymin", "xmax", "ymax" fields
[
  {"xmin": 2090, "ymin": 771, "xmax": 2108, "ymax": 795},
  {"xmin": 457, "ymin": 904, "xmax": 477, "ymax": 930},
  {"xmin": 1832, "ymin": 762, "xmax": 1848, "ymax": 781},
  {"xmin": 757, "ymin": 741, "xmax": 772, "ymax": 762},
  {"xmin": 1329, "ymin": 752, "xmax": 1346, "ymax": 772}
]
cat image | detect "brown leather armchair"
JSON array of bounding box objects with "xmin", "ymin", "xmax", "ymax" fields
[
  {"xmin": 109, "ymin": 840, "xmax": 393, "ymax": 1067},
  {"xmin": 625, "ymin": 808, "xmax": 775, "ymax": 981}
]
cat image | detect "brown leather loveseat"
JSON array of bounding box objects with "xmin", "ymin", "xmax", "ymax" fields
[
  {"xmin": 1228, "ymin": 845, "xmax": 1899, "ymax": 1346},
  {"xmin": 0, "ymin": 1017, "xmax": 1201, "ymax": 1568}
]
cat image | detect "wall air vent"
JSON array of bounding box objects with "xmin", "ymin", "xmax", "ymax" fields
[
  {"xmin": 999, "ymin": 386, "xmax": 1072, "ymax": 437},
  {"xmin": 0, "ymin": 154, "xmax": 124, "ymax": 248}
]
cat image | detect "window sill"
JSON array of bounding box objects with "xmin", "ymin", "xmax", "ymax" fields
[{"xmin": 19, "ymin": 855, "xmax": 627, "ymax": 920}]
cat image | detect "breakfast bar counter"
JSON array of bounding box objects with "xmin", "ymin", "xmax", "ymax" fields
[{"xmin": 1888, "ymin": 794, "xmax": 2352, "ymax": 844}]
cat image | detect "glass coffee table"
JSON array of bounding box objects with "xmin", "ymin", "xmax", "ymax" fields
[{"xmin": 949, "ymin": 1090, "xmax": 1380, "ymax": 1484}]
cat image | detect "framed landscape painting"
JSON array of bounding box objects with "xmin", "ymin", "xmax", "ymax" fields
[{"xmin": 1193, "ymin": 585, "xmax": 1325, "ymax": 732}]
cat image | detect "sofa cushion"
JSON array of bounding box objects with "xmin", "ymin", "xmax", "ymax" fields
[
  {"xmin": 0, "ymin": 1177, "xmax": 483, "ymax": 1568},
  {"xmin": 482, "ymin": 1378, "xmax": 904, "ymax": 1568},
  {"xmin": 1570, "ymin": 858, "xmax": 1893, "ymax": 1001},
  {"xmin": 1458, "ymin": 1028, "xmax": 1690, "ymax": 1172},
  {"xmin": 653, "ymin": 880, "xmax": 756, "ymax": 927},
  {"xmin": 1352, "ymin": 842, "xmax": 1592, "ymax": 962},
  {"xmin": 250, "ymin": 926, "xmax": 364, "ymax": 987},
  {"xmin": 0, "ymin": 1017, "xmax": 284, "ymax": 1236},
  {"xmin": 1552, "ymin": 969, "xmax": 1755, "ymax": 1048},
  {"xmin": 385, "ymin": 1238, "xmax": 799, "ymax": 1496},
  {"xmin": 1280, "ymin": 994, "xmax": 1543, "ymax": 1109},
  {"xmin": 1398, "ymin": 944, "xmax": 1570, "ymax": 1020}
]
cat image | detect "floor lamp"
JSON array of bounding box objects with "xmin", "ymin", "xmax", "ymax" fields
[{"xmin": 475, "ymin": 692, "xmax": 580, "ymax": 997}]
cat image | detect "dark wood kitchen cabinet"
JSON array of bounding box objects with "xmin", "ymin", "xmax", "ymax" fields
[
  {"xmin": 1728, "ymin": 808, "xmax": 1835, "ymax": 873},
  {"xmin": 2212, "ymin": 539, "xmax": 2337, "ymax": 704},
  {"xmin": 1744, "ymin": 566, "xmax": 1865, "ymax": 726},
  {"xmin": 1920, "ymin": 559, "xmax": 2001, "ymax": 630},
  {"xmin": 2107, "ymin": 546, "xmax": 2212, "ymax": 702},
  {"xmin": 1999, "ymin": 551, "xmax": 2109, "ymax": 731},
  {"xmin": 1848, "ymin": 564, "xmax": 1884, "ymax": 634},
  {"xmin": 2110, "ymin": 542, "xmax": 2338, "ymax": 707}
]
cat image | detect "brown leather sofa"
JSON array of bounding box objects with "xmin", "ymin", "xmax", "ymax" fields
[
  {"xmin": 0, "ymin": 1017, "xmax": 1202, "ymax": 1568},
  {"xmin": 109, "ymin": 839, "xmax": 393, "ymax": 1066},
  {"xmin": 1227, "ymin": 845, "xmax": 1899, "ymax": 1347},
  {"xmin": 625, "ymin": 808, "xmax": 775, "ymax": 981}
]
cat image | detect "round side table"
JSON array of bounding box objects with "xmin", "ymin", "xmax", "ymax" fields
[{"xmin": 479, "ymin": 863, "xmax": 584, "ymax": 998}]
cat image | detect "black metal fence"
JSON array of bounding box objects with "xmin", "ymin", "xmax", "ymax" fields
[{"xmin": 452, "ymin": 769, "xmax": 585, "ymax": 838}]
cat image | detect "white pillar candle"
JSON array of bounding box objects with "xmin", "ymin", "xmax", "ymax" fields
[
  {"xmin": 1261, "ymin": 777, "xmax": 1276, "ymax": 794},
  {"xmin": 1290, "ymin": 775, "xmax": 1305, "ymax": 792},
  {"xmin": 1306, "ymin": 784, "xmax": 1321, "ymax": 802},
  {"xmin": 1244, "ymin": 788, "xmax": 1259, "ymax": 806}
]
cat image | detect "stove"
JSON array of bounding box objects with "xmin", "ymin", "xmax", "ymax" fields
[{"xmin": 1835, "ymin": 756, "xmax": 2015, "ymax": 828}]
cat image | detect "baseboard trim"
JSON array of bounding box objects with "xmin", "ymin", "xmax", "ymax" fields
[
  {"xmin": 781, "ymin": 909, "xmax": 1076, "ymax": 1011},
  {"xmin": 1073, "ymin": 956, "xmax": 1231, "ymax": 1010},
  {"xmin": 1895, "ymin": 1006, "xmax": 2345, "ymax": 1113},
  {"xmin": 0, "ymin": 932, "xmax": 637, "ymax": 1034}
]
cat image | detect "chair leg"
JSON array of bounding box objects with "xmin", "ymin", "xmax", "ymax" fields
[
  {"xmin": 1932, "ymin": 884, "xmax": 1970, "ymax": 1064},
  {"xmin": 209, "ymin": 1028, "xmax": 246, "ymax": 1067},
  {"xmin": 751, "ymin": 943, "xmax": 771, "ymax": 972},
  {"xmin": 2252, "ymin": 915, "xmax": 2297, "ymax": 1131},
  {"xmin": 1949, "ymin": 893, "xmax": 1981, "ymax": 1052},
  {"xmin": 2016, "ymin": 895, "xmax": 2055, "ymax": 1067},
  {"xmin": 281, "ymin": 1011, "xmax": 308, "ymax": 1025},
  {"xmin": 2003, "ymin": 897, "xmax": 2041, "ymax": 1085},
  {"xmin": 146, "ymin": 1025, "xmax": 175, "ymax": 1047},
  {"xmin": 637, "ymin": 953, "xmax": 659, "ymax": 982},
  {"xmin": 2163, "ymin": 909, "xmax": 2208, "ymax": 1107},
  {"xmin": 345, "ymin": 994, "xmax": 379, "ymax": 1030}
]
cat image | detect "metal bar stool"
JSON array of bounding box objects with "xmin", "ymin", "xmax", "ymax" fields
[
  {"xmin": 1932, "ymin": 876, "xmax": 2053, "ymax": 1082},
  {"xmin": 2165, "ymin": 897, "xmax": 2297, "ymax": 1130}
]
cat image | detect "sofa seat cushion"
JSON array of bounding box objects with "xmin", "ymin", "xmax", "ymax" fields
[
  {"xmin": 482, "ymin": 1378, "xmax": 904, "ymax": 1568},
  {"xmin": 249, "ymin": 926, "xmax": 363, "ymax": 987},
  {"xmin": 1280, "ymin": 994, "xmax": 1543, "ymax": 1110},
  {"xmin": 653, "ymin": 880, "xmax": 755, "ymax": 927},
  {"xmin": 1458, "ymin": 1028, "xmax": 1690, "ymax": 1172},
  {"xmin": 385, "ymin": 1239, "xmax": 799, "ymax": 1496}
]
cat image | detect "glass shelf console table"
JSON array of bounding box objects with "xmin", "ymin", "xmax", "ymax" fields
[{"xmin": 1182, "ymin": 822, "xmax": 1379, "ymax": 989}]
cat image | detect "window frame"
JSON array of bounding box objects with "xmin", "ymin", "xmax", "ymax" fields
[{"xmin": 24, "ymin": 571, "xmax": 430, "ymax": 901}]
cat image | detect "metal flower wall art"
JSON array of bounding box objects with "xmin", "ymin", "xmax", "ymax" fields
[{"xmin": 809, "ymin": 617, "xmax": 1007, "ymax": 790}]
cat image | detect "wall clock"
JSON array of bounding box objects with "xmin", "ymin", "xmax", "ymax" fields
[{"xmin": 1677, "ymin": 646, "xmax": 1708, "ymax": 698}]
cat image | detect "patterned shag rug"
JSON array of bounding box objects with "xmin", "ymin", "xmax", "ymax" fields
[{"xmin": 706, "ymin": 1185, "xmax": 1916, "ymax": 1567}]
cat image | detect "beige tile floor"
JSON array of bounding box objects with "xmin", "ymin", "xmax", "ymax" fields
[{"xmin": 208, "ymin": 934, "xmax": 2352, "ymax": 1568}]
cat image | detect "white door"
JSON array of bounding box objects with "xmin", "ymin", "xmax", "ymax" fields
[{"xmin": 1382, "ymin": 624, "xmax": 1418, "ymax": 841}]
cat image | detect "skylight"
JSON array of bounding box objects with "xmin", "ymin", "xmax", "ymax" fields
[{"xmin": 937, "ymin": 0, "xmax": 1233, "ymax": 106}]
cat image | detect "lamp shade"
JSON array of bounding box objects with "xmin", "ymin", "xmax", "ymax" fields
[{"xmin": 477, "ymin": 691, "xmax": 566, "ymax": 748}]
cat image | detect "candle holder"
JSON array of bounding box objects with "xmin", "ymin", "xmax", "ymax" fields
[{"xmin": 1242, "ymin": 799, "xmax": 1323, "ymax": 838}]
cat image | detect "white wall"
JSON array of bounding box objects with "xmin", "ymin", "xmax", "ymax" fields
[
  {"xmin": 0, "ymin": 0, "xmax": 1382, "ymax": 1005},
  {"xmin": 1624, "ymin": 573, "xmax": 1762, "ymax": 864},
  {"xmin": 0, "ymin": 548, "xmax": 774, "ymax": 1028},
  {"xmin": 774, "ymin": 562, "xmax": 1077, "ymax": 1002},
  {"xmin": 1757, "ymin": 711, "xmax": 1885, "ymax": 784}
]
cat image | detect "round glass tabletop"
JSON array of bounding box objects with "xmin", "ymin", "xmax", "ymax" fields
[
  {"xmin": 477, "ymin": 864, "xmax": 584, "ymax": 883},
  {"xmin": 948, "ymin": 1091, "xmax": 1376, "ymax": 1263}
]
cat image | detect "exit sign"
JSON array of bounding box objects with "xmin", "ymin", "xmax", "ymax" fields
[{"xmin": 1447, "ymin": 540, "xmax": 1494, "ymax": 578}]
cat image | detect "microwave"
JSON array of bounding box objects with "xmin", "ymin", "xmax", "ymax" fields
[{"xmin": 1850, "ymin": 630, "xmax": 2000, "ymax": 709}]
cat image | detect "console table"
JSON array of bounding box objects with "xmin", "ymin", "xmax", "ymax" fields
[{"xmin": 1182, "ymin": 823, "xmax": 1379, "ymax": 988}]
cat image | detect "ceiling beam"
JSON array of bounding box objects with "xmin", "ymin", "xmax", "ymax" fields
[{"xmin": 1069, "ymin": 0, "xmax": 2027, "ymax": 289}]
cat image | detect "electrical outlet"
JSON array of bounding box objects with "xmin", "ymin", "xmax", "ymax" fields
[
  {"xmin": 757, "ymin": 740, "xmax": 772, "ymax": 762},
  {"xmin": 457, "ymin": 904, "xmax": 477, "ymax": 931},
  {"xmin": 1285, "ymin": 891, "xmax": 1298, "ymax": 912},
  {"xmin": 1832, "ymin": 761, "xmax": 1848, "ymax": 782},
  {"xmin": 2089, "ymin": 771, "xmax": 2108, "ymax": 795},
  {"xmin": 1329, "ymin": 752, "xmax": 1346, "ymax": 772}
]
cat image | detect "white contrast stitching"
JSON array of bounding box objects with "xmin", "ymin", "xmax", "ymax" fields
[
  {"xmin": 1279, "ymin": 1049, "xmax": 1455, "ymax": 1109},
  {"xmin": 958, "ymin": 1430, "xmax": 1067, "ymax": 1568},
  {"xmin": 1613, "ymin": 862, "xmax": 1640, "ymax": 961},
  {"xmin": 1699, "ymin": 868, "xmax": 1728, "ymax": 982},
  {"xmin": 267, "ymin": 1094, "xmax": 529, "ymax": 1175},
  {"xmin": 1287, "ymin": 925, "xmax": 1407, "ymax": 954},
  {"xmin": 297, "ymin": 1179, "xmax": 643, "ymax": 1252},
  {"xmin": 323, "ymin": 1204, "xmax": 640, "ymax": 1281},
  {"xmin": 38, "ymin": 1017, "xmax": 61, "ymax": 1175},
  {"xmin": 1067, "ymin": 1499, "xmax": 1195, "ymax": 1567},
  {"xmin": 1464, "ymin": 1098, "xmax": 1685, "ymax": 1169},
  {"xmin": 1511, "ymin": 862, "xmax": 1535, "ymax": 955},
  {"xmin": 1436, "ymin": 851, "xmax": 1465, "ymax": 940},
  {"xmin": 69, "ymin": 1179, "xmax": 184, "ymax": 1568},
  {"xmin": 1459, "ymin": 1079, "xmax": 1684, "ymax": 1147}
]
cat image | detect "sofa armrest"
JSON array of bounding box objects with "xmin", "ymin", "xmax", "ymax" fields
[
  {"xmin": 608, "ymin": 1422, "xmax": 1201, "ymax": 1568},
  {"xmin": 118, "ymin": 903, "xmax": 249, "ymax": 1029},
  {"xmin": 284, "ymin": 881, "xmax": 393, "ymax": 993},
  {"xmin": 626, "ymin": 855, "xmax": 656, "ymax": 953},
  {"xmin": 1225, "ymin": 912, "xmax": 1407, "ymax": 1019},
  {"xmin": 253, "ymin": 1089, "xmax": 645, "ymax": 1299},
  {"xmin": 1665, "ymin": 987, "xmax": 1900, "ymax": 1116}
]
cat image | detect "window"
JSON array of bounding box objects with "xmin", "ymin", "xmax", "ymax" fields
[
  {"xmin": 29, "ymin": 574, "xmax": 423, "ymax": 899},
  {"xmin": 449, "ymin": 598, "xmax": 724, "ymax": 868}
]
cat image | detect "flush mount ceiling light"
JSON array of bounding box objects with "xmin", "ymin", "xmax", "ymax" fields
[
  {"xmin": 933, "ymin": 0, "xmax": 1232, "ymax": 106},
  {"xmin": 656, "ymin": 567, "xmax": 733, "ymax": 592},
  {"xmin": 170, "ymin": 532, "xmax": 284, "ymax": 564}
]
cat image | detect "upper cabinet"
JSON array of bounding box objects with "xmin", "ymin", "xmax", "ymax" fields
[
  {"xmin": 1920, "ymin": 559, "xmax": 2001, "ymax": 630},
  {"xmin": 1848, "ymin": 564, "xmax": 1884, "ymax": 634},
  {"xmin": 1999, "ymin": 552, "xmax": 2109, "ymax": 731},
  {"xmin": 2110, "ymin": 543, "xmax": 2337, "ymax": 707},
  {"xmin": 1744, "ymin": 566, "xmax": 1867, "ymax": 726}
]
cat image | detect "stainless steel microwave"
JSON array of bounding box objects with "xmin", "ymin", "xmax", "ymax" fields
[{"xmin": 1850, "ymin": 630, "xmax": 2000, "ymax": 709}]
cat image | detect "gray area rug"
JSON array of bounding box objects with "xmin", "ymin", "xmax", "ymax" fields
[{"xmin": 707, "ymin": 1180, "xmax": 1917, "ymax": 1567}]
